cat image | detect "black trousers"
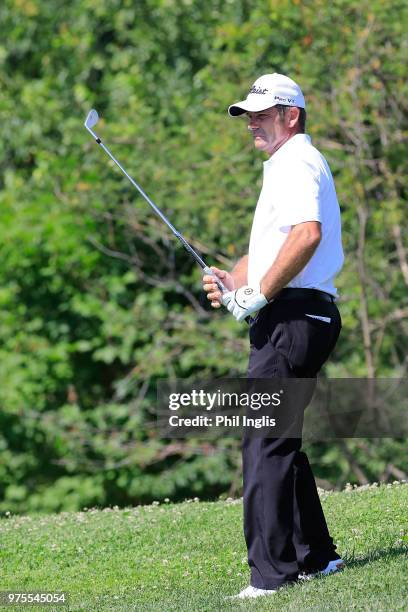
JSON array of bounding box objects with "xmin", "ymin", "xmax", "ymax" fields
[{"xmin": 243, "ymin": 296, "xmax": 342, "ymax": 590}]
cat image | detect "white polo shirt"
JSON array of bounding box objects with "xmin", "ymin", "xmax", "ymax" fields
[{"xmin": 247, "ymin": 134, "xmax": 344, "ymax": 297}]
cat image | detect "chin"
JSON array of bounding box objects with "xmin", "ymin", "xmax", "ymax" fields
[{"xmin": 254, "ymin": 139, "xmax": 268, "ymax": 151}]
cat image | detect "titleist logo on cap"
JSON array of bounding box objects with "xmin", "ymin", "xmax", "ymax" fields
[{"xmin": 249, "ymin": 86, "xmax": 268, "ymax": 94}]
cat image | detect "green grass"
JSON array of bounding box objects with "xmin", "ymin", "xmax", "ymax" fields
[{"xmin": 0, "ymin": 483, "xmax": 407, "ymax": 611}]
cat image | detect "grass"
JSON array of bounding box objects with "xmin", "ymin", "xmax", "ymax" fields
[{"xmin": 0, "ymin": 483, "xmax": 407, "ymax": 611}]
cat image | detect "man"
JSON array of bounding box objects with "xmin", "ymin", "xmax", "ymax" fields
[{"xmin": 202, "ymin": 73, "xmax": 345, "ymax": 599}]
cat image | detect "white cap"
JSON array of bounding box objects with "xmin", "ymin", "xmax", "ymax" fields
[{"xmin": 228, "ymin": 73, "xmax": 306, "ymax": 117}]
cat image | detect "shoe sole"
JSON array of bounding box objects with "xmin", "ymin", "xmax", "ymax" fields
[{"xmin": 299, "ymin": 560, "xmax": 345, "ymax": 580}]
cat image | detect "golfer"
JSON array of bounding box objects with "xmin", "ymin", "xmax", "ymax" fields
[{"xmin": 203, "ymin": 73, "xmax": 345, "ymax": 599}]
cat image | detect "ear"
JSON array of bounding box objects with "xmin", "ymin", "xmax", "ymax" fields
[{"xmin": 287, "ymin": 106, "xmax": 300, "ymax": 129}]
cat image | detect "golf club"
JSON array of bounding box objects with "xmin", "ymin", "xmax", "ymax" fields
[{"xmin": 84, "ymin": 109, "xmax": 228, "ymax": 296}]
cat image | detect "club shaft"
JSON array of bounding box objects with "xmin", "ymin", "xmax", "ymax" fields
[
  {"xmin": 86, "ymin": 126, "xmax": 231, "ymax": 295},
  {"xmin": 85, "ymin": 120, "xmax": 253, "ymax": 322},
  {"xmin": 89, "ymin": 131, "xmax": 207, "ymax": 267}
]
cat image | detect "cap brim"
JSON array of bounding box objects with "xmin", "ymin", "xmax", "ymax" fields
[{"xmin": 228, "ymin": 97, "xmax": 277, "ymax": 117}]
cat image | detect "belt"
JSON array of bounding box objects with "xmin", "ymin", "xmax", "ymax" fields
[{"xmin": 274, "ymin": 288, "xmax": 336, "ymax": 303}]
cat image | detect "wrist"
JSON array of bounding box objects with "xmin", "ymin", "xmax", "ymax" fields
[{"xmin": 259, "ymin": 282, "xmax": 271, "ymax": 302}]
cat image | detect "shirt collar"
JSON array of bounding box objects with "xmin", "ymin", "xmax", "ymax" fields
[{"xmin": 264, "ymin": 133, "xmax": 311, "ymax": 167}]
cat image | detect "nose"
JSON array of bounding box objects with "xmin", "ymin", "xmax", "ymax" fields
[{"xmin": 247, "ymin": 114, "xmax": 260, "ymax": 130}]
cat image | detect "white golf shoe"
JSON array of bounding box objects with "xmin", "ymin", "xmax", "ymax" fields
[
  {"xmin": 226, "ymin": 585, "xmax": 277, "ymax": 600},
  {"xmin": 299, "ymin": 558, "xmax": 345, "ymax": 580}
]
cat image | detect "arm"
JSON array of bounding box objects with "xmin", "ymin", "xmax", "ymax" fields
[
  {"xmin": 231, "ymin": 254, "xmax": 248, "ymax": 287},
  {"xmin": 203, "ymin": 221, "xmax": 321, "ymax": 312},
  {"xmin": 222, "ymin": 221, "xmax": 322, "ymax": 322},
  {"xmin": 260, "ymin": 221, "xmax": 321, "ymax": 300}
]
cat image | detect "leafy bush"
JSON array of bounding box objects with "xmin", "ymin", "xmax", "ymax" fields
[{"xmin": 0, "ymin": 0, "xmax": 406, "ymax": 513}]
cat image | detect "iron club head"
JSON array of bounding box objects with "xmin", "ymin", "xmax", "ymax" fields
[{"xmin": 84, "ymin": 109, "xmax": 99, "ymax": 130}]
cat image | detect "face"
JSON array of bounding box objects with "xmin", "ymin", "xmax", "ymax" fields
[{"xmin": 246, "ymin": 107, "xmax": 297, "ymax": 156}]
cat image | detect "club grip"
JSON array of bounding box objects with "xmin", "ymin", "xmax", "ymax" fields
[
  {"xmin": 203, "ymin": 265, "xmax": 251, "ymax": 325},
  {"xmin": 203, "ymin": 266, "xmax": 228, "ymax": 294}
]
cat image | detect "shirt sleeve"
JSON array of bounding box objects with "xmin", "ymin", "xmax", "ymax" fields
[{"xmin": 275, "ymin": 160, "xmax": 322, "ymax": 231}]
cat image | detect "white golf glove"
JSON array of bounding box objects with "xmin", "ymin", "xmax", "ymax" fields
[{"xmin": 222, "ymin": 285, "xmax": 268, "ymax": 322}]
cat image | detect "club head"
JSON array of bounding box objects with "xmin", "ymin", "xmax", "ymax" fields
[{"xmin": 84, "ymin": 109, "xmax": 99, "ymax": 130}]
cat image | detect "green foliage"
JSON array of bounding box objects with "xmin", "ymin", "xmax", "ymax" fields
[{"xmin": 0, "ymin": 0, "xmax": 407, "ymax": 512}]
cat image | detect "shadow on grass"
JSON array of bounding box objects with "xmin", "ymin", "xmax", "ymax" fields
[{"xmin": 344, "ymin": 544, "xmax": 408, "ymax": 569}]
